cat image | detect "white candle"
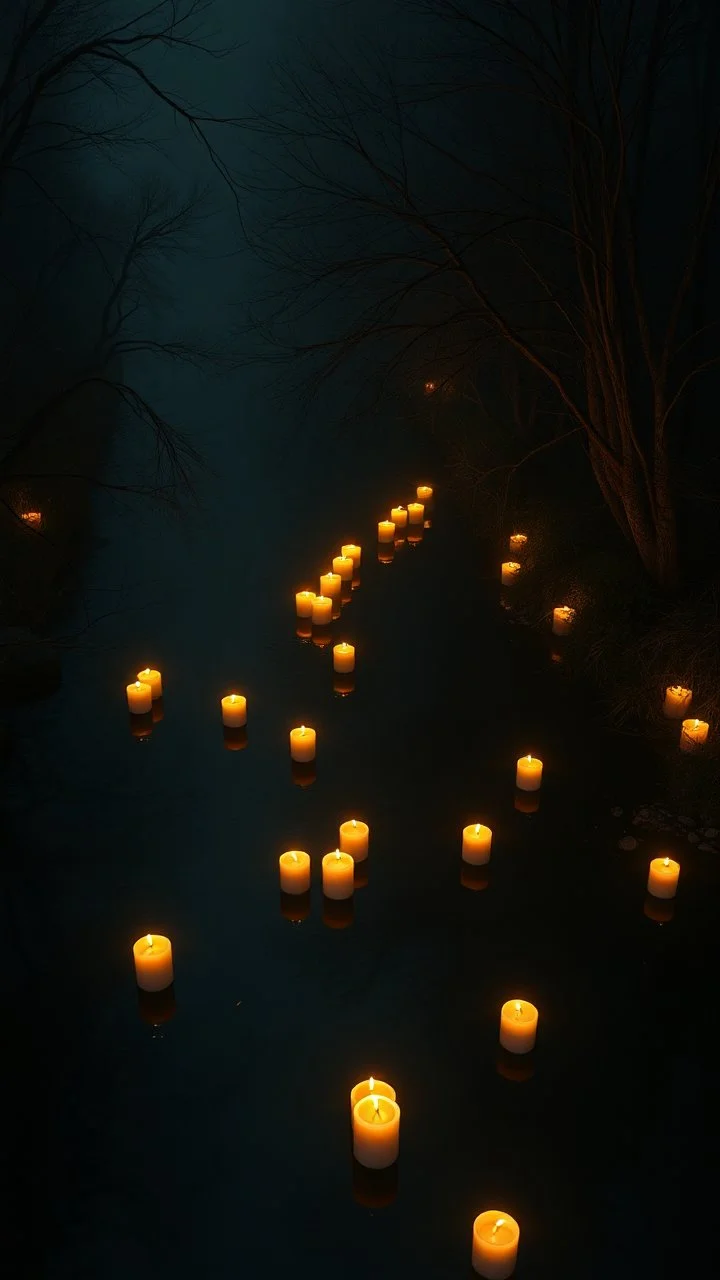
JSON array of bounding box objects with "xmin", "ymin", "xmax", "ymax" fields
[
  {"xmin": 499, "ymin": 999, "xmax": 538, "ymax": 1054},
  {"xmin": 516, "ymin": 755, "xmax": 543, "ymax": 791},
  {"xmin": 352, "ymin": 1094, "xmax": 400, "ymax": 1169},
  {"xmin": 647, "ymin": 856, "xmax": 680, "ymax": 899},
  {"xmin": 339, "ymin": 818, "xmax": 369, "ymax": 862},
  {"xmin": 472, "ymin": 1211, "xmax": 520, "ymax": 1279},
  {"xmin": 416, "ymin": 485, "xmax": 433, "ymax": 502},
  {"xmin": 407, "ymin": 502, "xmax": 424, "ymax": 525},
  {"xmin": 332, "ymin": 555, "xmax": 354, "ymax": 582},
  {"xmin": 680, "ymin": 718, "xmax": 709, "ymax": 752},
  {"xmin": 501, "ymin": 561, "xmax": 521, "ymax": 585},
  {"xmin": 508, "ymin": 533, "xmax": 527, "ymax": 553},
  {"xmin": 133, "ymin": 933, "xmax": 174, "ymax": 992},
  {"xmin": 322, "ymin": 849, "xmax": 354, "ymax": 899},
  {"xmin": 279, "ymin": 850, "xmax": 311, "ymax": 895},
  {"xmin": 333, "ymin": 642, "xmax": 355, "ymax": 673},
  {"xmin": 551, "ymin": 606, "xmax": 575, "ymax": 636},
  {"xmin": 126, "ymin": 680, "xmax": 152, "ymax": 714},
  {"xmin": 462, "ymin": 823, "xmax": 492, "ymax": 865},
  {"xmin": 295, "ymin": 590, "xmax": 316, "ymax": 618},
  {"xmin": 311, "ymin": 595, "xmax": 333, "ymax": 625},
  {"xmin": 137, "ymin": 667, "xmax": 162, "ymax": 699},
  {"xmin": 663, "ymin": 685, "xmax": 692, "ymax": 718},
  {"xmin": 320, "ymin": 571, "xmax": 342, "ymax": 600},
  {"xmin": 290, "ymin": 725, "xmax": 316, "ymax": 762},
  {"xmin": 378, "ymin": 520, "xmax": 395, "ymax": 543},
  {"xmin": 342, "ymin": 543, "xmax": 362, "ymax": 567},
  {"xmin": 390, "ymin": 505, "xmax": 408, "ymax": 528},
  {"xmin": 221, "ymin": 693, "xmax": 247, "ymax": 727}
]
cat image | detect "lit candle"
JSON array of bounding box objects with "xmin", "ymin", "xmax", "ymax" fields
[
  {"xmin": 424, "ymin": 379, "xmax": 436, "ymax": 394},
  {"xmin": 663, "ymin": 685, "xmax": 692, "ymax": 718},
  {"xmin": 279, "ymin": 850, "xmax": 311, "ymax": 895},
  {"xmin": 352, "ymin": 1094, "xmax": 401, "ymax": 1169},
  {"xmin": 332, "ymin": 554, "xmax": 353, "ymax": 582},
  {"xmin": 290, "ymin": 725, "xmax": 316, "ymax": 762},
  {"xmin": 515, "ymin": 755, "xmax": 543, "ymax": 791},
  {"xmin": 21, "ymin": 511, "xmax": 43, "ymax": 528},
  {"xmin": 295, "ymin": 589, "xmax": 316, "ymax": 618},
  {"xmin": 322, "ymin": 849, "xmax": 354, "ymax": 899},
  {"xmin": 339, "ymin": 818, "xmax": 369, "ymax": 862},
  {"xmin": 499, "ymin": 999, "xmax": 538, "ymax": 1055},
  {"xmin": 647, "ymin": 855, "xmax": 680, "ymax": 900},
  {"xmin": 501, "ymin": 561, "xmax": 521, "ymax": 585},
  {"xmin": 333, "ymin": 642, "xmax": 355, "ymax": 673},
  {"xmin": 471, "ymin": 1211, "xmax": 520, "ymax": 1279},
  {"xmin": 417, "ymin": 484, "xmax": 433, "ymax": 502},
  {"xmin": 552, "ymin": 606, "xmax": 575, "ymax": 636},
  {"xmin": 407, "ymin": 501, "xmax": 424, "ymax": 525},
  {"xmin": 508, "ymin": 533, "xmax": 527, "ymax": 553},
  {"xmin": 342, "ymin": 543, "xmax": 362, "ymax": 567},
  {"xmin": 133, "ymin": 933, "xmax": 173, "ymax": 992},
  {"xmin": 378, "ymin": 519, "xmax": 395, "ymax": 543},
  {"xmin": 312, "ymin": 597, "xmax": 333, "ymax": 628},
  {"xmin": 137, "ymin": 667, "xmax": 162, "ymax": 699},
  {"xmin": 320, "ymin": 571, "xmax": 342, "ymax": 600},
  {"xmin": 390, "ymin": 505, "xmax": 408, "ymax": 528},
  {"xmin": 350, "ymin": 1075, "xmax": 396, "ymax": 1114},
  {"xmin": 221, "ymin": 693, "xmax": 247, "ymax": 727},
  {"xmin": 462, "ymin": 823, "xmax": 492, "ymax": 865},
  {"xmin": 680, "ymin": 718, "xmax": 709, "ymax": 752},
  {"xmin": 126, "ymin": 680, "xmax": 152, "ymax": 714}
]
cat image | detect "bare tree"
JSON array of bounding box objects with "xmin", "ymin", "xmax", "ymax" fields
[{"xmin": 246, "ymin": 0, "xmax": 720, "ymax": 587}]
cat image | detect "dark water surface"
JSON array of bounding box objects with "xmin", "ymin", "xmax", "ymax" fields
[{"xmin": 3, "ymin": 386, "xmax": 716, "ymax": 1278}]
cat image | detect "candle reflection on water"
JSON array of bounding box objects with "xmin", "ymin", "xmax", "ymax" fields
[{"xmin": 280, "ymin": 890, "xmax": 311, "ymax": 923}]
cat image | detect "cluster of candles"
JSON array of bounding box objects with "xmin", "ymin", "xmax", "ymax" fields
[
  {"xmin": 376, "ymin": 487, "xmax": 430, "ymax": 547},
  {"xmin": 21, "ymin": 510, "xmax": 43, "ymax": 529},
  {"xmin": 503, "ymin": 534, "xmax": 712, "ymax": 751}
]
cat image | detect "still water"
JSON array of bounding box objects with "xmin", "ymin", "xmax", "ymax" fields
[{"xmin": 3, "ymin": 385, "xmax": 716, "ymax": 1279}]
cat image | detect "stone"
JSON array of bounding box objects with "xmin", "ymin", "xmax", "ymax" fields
[
  {"xmin": 618, "ymin": 836, "xmax": 638, "ymax": 851},
  {"xmin": 0, "ymin": 626, "xmax": 61, "ymax": 704}
]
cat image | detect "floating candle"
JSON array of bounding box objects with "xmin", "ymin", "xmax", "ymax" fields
[
  {"xmin": 663, "ymin": 685, "xmax": 692, "ymax": 718},
  {"xmin": 552, "ymin": 606, "xmax": 575, "ymax": 636},
  {"xmin": 416, "ymin": 484, "xmax": 433, "ymax": 502},
  {"xmin": 407, "ymin": 501, "xmax": 424, "ymax": 525},
  {"xmin": 501, "ymin": 561, "xmax": 521, "ymax": 585},
  {"xmin": 508, "ymin": 533, "xmax": 527, "ymax": 553},
  {"xmin": 499, "ymin": 999, "xmax": 538, "ymax": 1055},
  {"xmin": 295, "ymin": 589, "xmax": 316, "ymax": 618},
  {"xmin": 290, "ymin": 725, "xmax": 316, "ymax": 762},
  {"xmin": 332, "ymin": 554, "xmax": 353, "ymax": 582},
  {"xmin": 320, "ymin": 571, "xmax": 342, "ymax": 600},
  {"xmin": 279, "ymin": 850, "xmax": 311, "ymax": 895},
  {"xmin": 350, "ymin": 1075, "xmax": 396, "ymax": 1114},
  {"xmin": 342, "ymin": 543, "xmax": 362, "ymax": 568},
  {"xmin": 680, "ymin": 718, "xmax": 709, "ymax": 752},
  {"xmin": 333, "ymin": 642, "xmax": 355, "ymax": 674},
  {"xmin": 472, "ymin": 1210, "xmax": 520, "ymax": 1279},
  {"xmin": 126, "ymin": 680, "xmax": 152, "ymax": 715},
  {"xmin": 322, "ymin": 849, "xmax": 354, "ymax": 899},
  {"xmin": 339, "ymin": 818, "xmax": 369, "ymax": 862},
  {"xmin": 515, "ymin": 755, "xmax": 543, "ymax": 791},
  {"xmin": 647, "ymin": 855, "xmax": 680, "ymax": 900},
  {"xmin": 311, "ymin": 594, "xmax": 333, "ymax": 625},
  {"xmin": 390, "ymin": 505, "xmax": 408, "ymax": 528},
  {"xmin": 133, "ymin": 933, "xmax": 173, "ymax": 992},
  {"xmin": 378, "ymin": 520, "xmax": 395, "ymax": 543},
  {"xmin": 352, "ymin": 1094, "xmax": 401, "ymax": 1170},
  {"xmin": 221, "ymin": 693, "xmax": 247, "ymax": 727},
  {"xmin": 462, "ymin": 823, "xmax": 492, "ymax": 865},
  {"xmin": 137, "ymin": 667, "xmax": 162, "ymax": 699},
  {"xmin": 21, "ymin": 510, "xmax": 43, "ymax": 528}
]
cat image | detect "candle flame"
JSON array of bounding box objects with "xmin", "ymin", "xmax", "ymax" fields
[
  {"xmin": 335, "ymin": 849, "xmax": 341, "ymax": 860},
  {"xmin": 291, "ymin": 851, "xmax": 298, "ymax": 862},
  {"xmin": 514, "ymin": 1001, "xmax": 522, "ymax": 1016},
  {"xmin": 140, "ymin": 668, "xmax": 149, "ymax": 677},
  {"xmin": 475, "ymin": 823, "xmax": 480, "ymax": 835},
  {"xmin": 135, "ymin": 681, "xmax": 141, "ymax": 690},
  {"xmin": 146, "ymin": 934, "xmax": 153, "ymax": 948},
  {"xmin": 368, "ymin": 1076, "xmax": 375, "ymax": 1092},
  {"xmin": 492, "ymin": 1219, "xmax": 506, "ymax": 1237},
  {"xmin": 526, "ymin": 755, "xmax": 532, "ymax": 762},
  {"xmin": 352, "ymin": 818, "xmax": 357, "ymax": 828},
  {"xmin": 663, "ymin": 856, "xmax": 669, "ymax": 867},
  {"xmin": 693, "ymin": 719, "xmax": 700, "ymax": 729},
  {"xmin": 372, "ymin": 1095, "xmax": 380, "ymax": 1114},
  {"xmin": 231, "ymin": 694, "xmax": 236, "ymax": 703},
  {"xmin": 300, "ymin": 725, "xmax": 305, "ymax": 735}
]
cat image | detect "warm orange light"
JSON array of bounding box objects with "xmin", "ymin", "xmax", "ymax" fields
[
  {"xmin": 368, "ymin": 1076, "xmax": 375, "ymax": 1092},
  {"xmin": 663, "ymin": 856, "xmax": 669, "ymax": 867},
  {"xmin": 492, "ymin": 1218, "xmax": 506, "ymax": 1237},
  {"xmin": 335, "ymin": 849, "xmax": 341, "ymax": 860},
  {"xmin": 146, "ymin": 934, "xmax": 153, "ymax": 948},
  {"xmin": 21, "ymin": 511, "xmax": 42, "ymax": 527},
  {"xmin": 372, "ymin": 1095, "xmax": 380, "ymax": 1115},
  {"xmin": 352, "ymin": 818, "xmax": 357, "ymax": 829},
  {"xmin": 300, "ymin": 725, "xmax": 306, "ymax": 735},
  {"xmin": 291, "ymin": 851, "xmax": 298, "ymax": 863},
  {"xmin": 475, "ymin": 823, "xmax": 480, "ymax": 835},
  {"xmin": 135, "ymin": 681, "xmax": 142, "ymax": 690},
  {"xmin": 514, "ymin": 1001, "xmax": 522, "ymax": 1016}
]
